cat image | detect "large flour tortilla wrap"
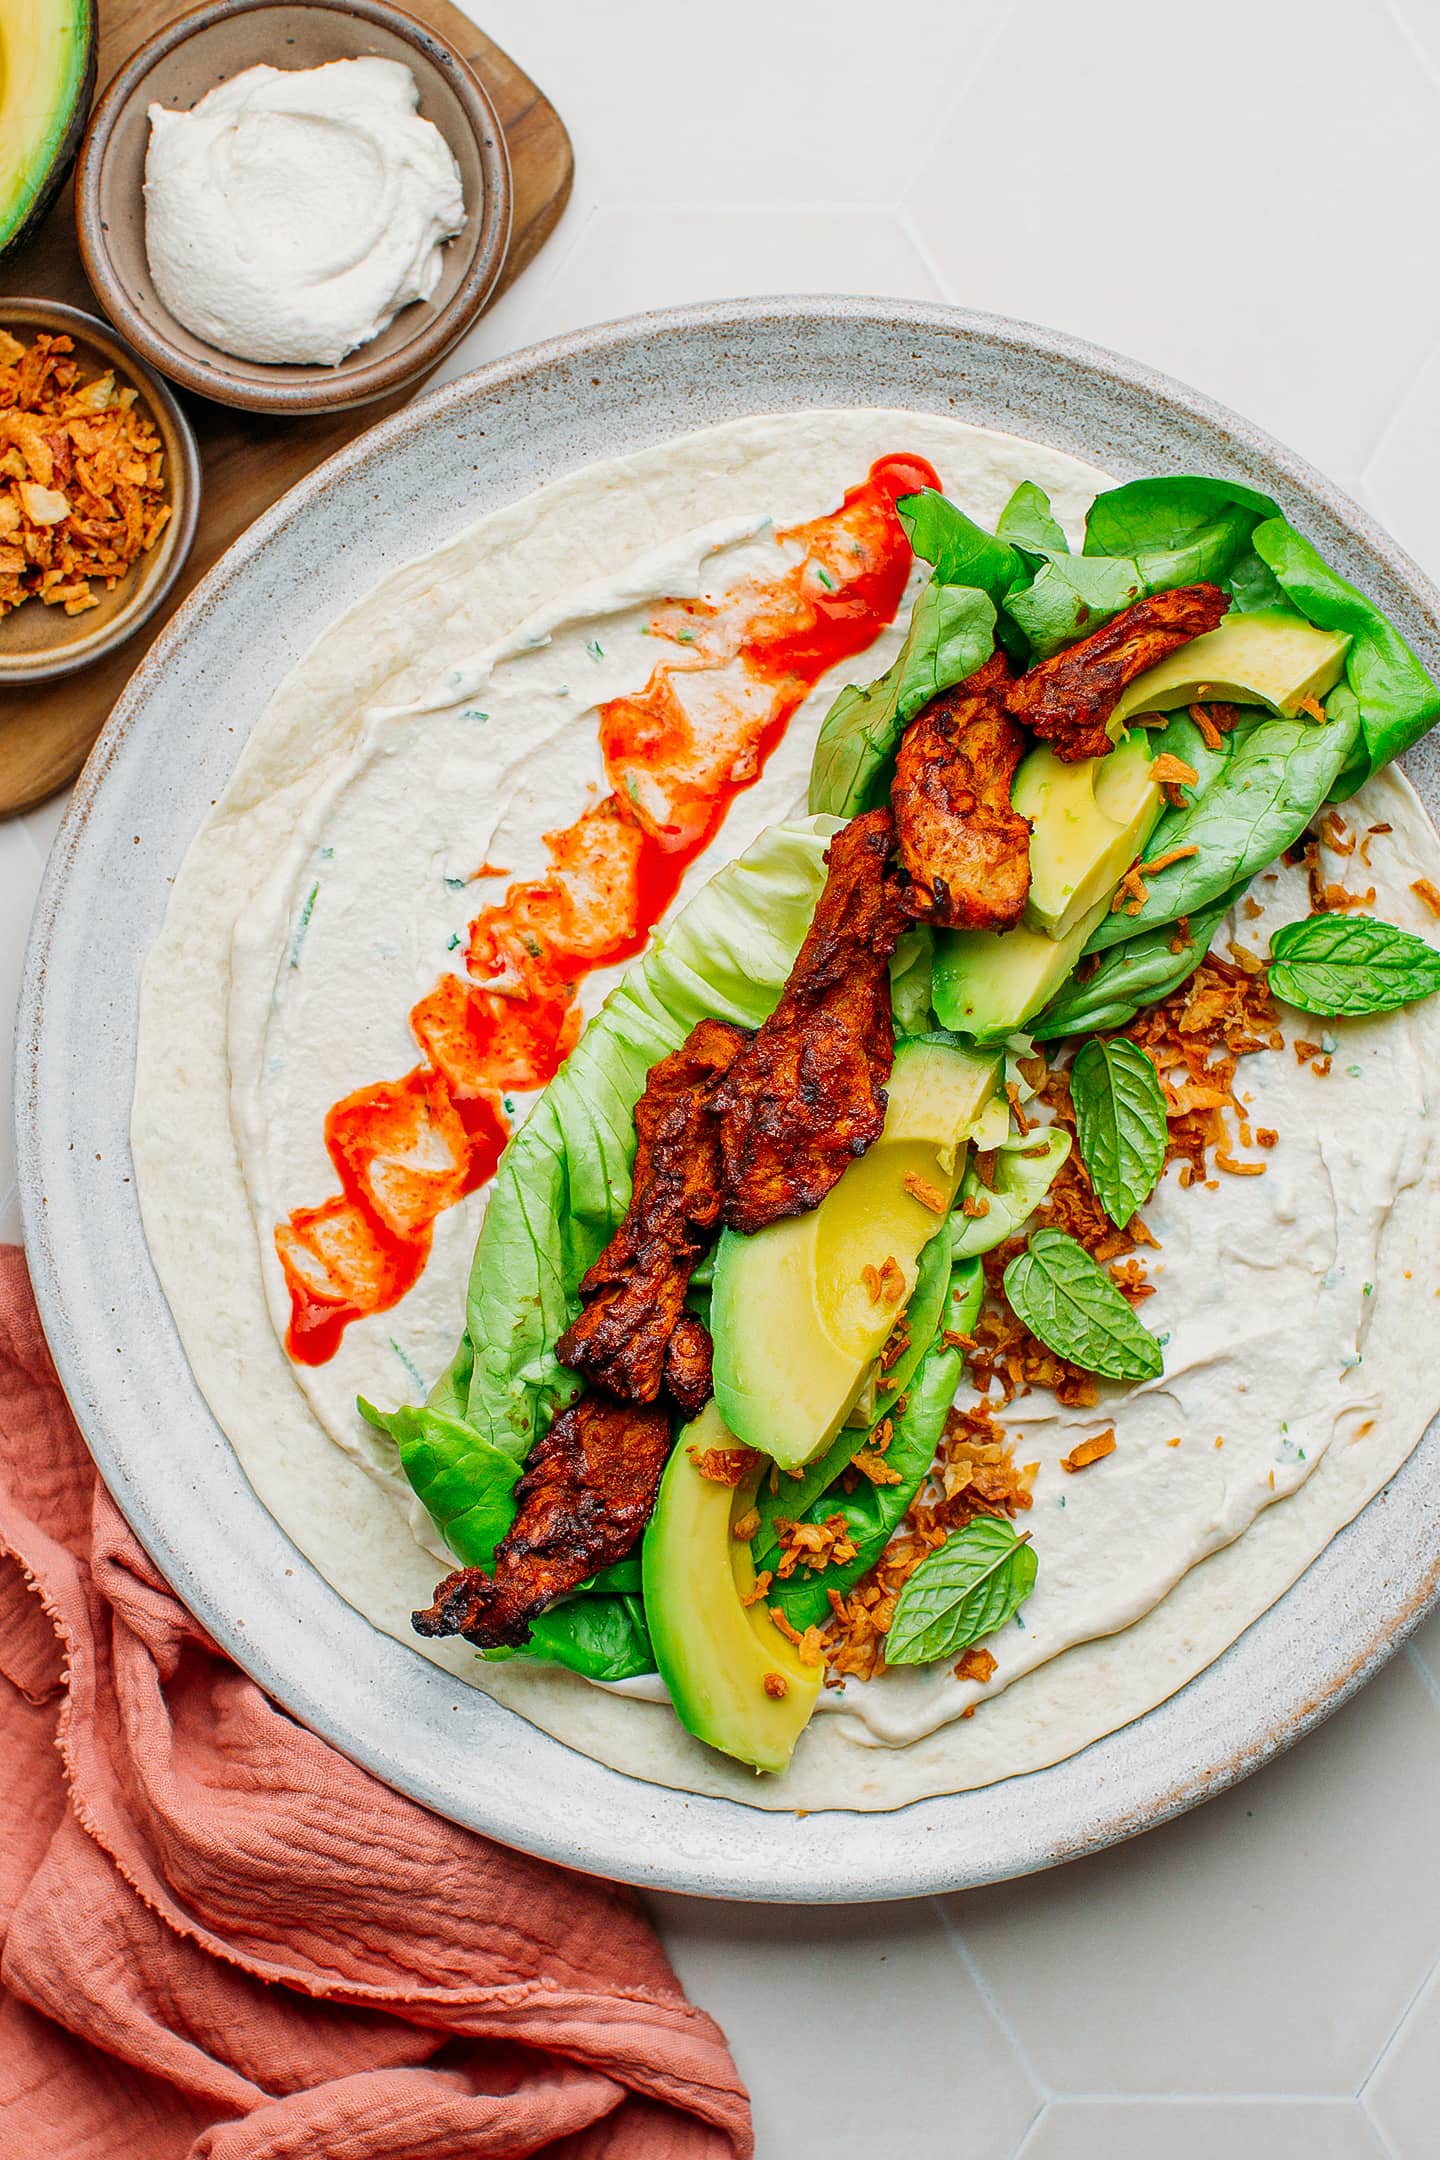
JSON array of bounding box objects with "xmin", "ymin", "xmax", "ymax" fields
[{"xmin": 133, "ymin": 410, "xmax": 1440, "ymax": 1810}]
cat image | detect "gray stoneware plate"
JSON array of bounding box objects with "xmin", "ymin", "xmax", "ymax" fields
[{"xmin": 17, "ymin": 299, "xmax": 1440, "ymax": 1902}]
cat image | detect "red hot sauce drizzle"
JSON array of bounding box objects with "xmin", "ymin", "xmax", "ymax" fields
[{"xmin": 276, "ymin": 453, "xmax": 940, "ymax": 1364}]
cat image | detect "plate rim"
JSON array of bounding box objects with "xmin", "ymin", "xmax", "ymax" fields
[{"xmin": 18, "ymin": 293, "xmax": 1440, "ymax": 1902}]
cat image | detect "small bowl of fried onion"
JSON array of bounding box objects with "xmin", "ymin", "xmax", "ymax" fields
[{"xmin": 0, "ymin": 296, "xmax": 199, "ymax": 686}]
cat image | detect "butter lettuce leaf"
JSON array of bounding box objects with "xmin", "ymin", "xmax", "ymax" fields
[
  {"xmin": 1006, "ymin": 553, "xmax": 1143, "ymax": 660},
  {"xmin": 1250, "ymin": 517, "xmax": 1440, "ymax": 794},
  {"xmin": 1030, "ymin": 881, "xmax": 1244, "ymax": 1039},
  {"xmin": 897, "ymin": 488, "xmax": 1023, "ymax": 603},
  {"xmin": 996, "ymin": 481, "xmax": 1069, "ymax": 557},
  {"xmin": 950, "ymin": 1126, "xmax": 1071, "ymax": 1260},
  {"xmin": 449, "ymin": 815, "xmax": 842, "ymax": 1458},
  {"xmin": 808, "ymin": 579, "xmax": 997, "ymax": 816},
  {"xmin": 358, "ymin": 1401, "xmax": 520, "ymax": 1569},
  {"xmin": 1085, "ymin": 693, "xmax": 1364, "ymax": 953},
  {"xmin": 1083, "ymin": 475, "xmax": 1279, "ymax": 593}
]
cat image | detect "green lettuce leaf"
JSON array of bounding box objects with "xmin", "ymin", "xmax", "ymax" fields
[
  {"xmin": 358, "ymin": 1401, "xmax": 521, "ymax": 1569},
  {"xmin": 996, "ymin": 481, "xmax": 1069, "ymax": 556},
  {"xmin": 950, "ymin": 1126, "xmax": 1071, "ymax": 1260},
  {"xmin": 446, "ymin": 816, "xmax": 842, "ymax": 1457},
  {"xmin": 1006, "ymin": 554, "xmax": 1144, "ymax": 660},
  {"xmin": 1250, "ymin": 517, "xmax": 1440, "ymax": 794},
  {"xmin": 1083, "ymin": 475, "xmax": 1279, "ymax": 593},
  {"xmin": 1085, "ymin": 694, "xmax": 1364, "ymax": 954},
  {"xmin": 808, "ymin": 580, "xmax": 997, "ymax": 817},
  {"xmin": 890, "ymin": 926, "xmax": 937, "ymax": 1035},
  {"xmin": 897, "ymin": 488, "xmax": 1022, "ymax": 602},
  {"xmin": 1030, "ymin": 882, "xmax": 1246, "ymax": 1039}
]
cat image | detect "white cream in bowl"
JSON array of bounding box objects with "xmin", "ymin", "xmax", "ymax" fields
[{"xmin": 143, "ymin": 56, "xmax": 467, "ymax": 367}]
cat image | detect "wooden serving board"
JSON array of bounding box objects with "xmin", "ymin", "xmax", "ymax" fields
[{"xmin": 0, "ymin": 0, "xmax": 572, "ymax": 817}]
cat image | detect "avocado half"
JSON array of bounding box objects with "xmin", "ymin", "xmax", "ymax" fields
[{"xmin": 0, "ymin": 0, "xmax": 97, "ymax": 262}]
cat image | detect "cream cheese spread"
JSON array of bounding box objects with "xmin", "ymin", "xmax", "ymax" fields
[{"xmin": 143, "ymin": 58, "xmax": 466, "ymax": 367}]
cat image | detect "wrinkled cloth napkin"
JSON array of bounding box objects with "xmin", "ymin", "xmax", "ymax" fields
[{"xmin": 0, "ymin": 1246, "xmax": 751, "ymax": 2159}]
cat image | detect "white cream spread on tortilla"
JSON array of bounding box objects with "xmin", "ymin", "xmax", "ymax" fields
[{"xmin": 132, "ymin": 409, "xmax": 1440, "ymax": 1809}]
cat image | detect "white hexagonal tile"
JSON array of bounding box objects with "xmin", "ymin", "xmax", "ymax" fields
[
  {"xmin": 1384, "ymin": 0, "xmax": 1440, "ymax": 86},
  {"xmin": 903, "ymin": 0, "xmax": 1440, "ymax": 491},
  {"xmin": 1361, "ymin": 341, "xmax": 1440, "ymax": 589},
  {"xmin": 945, "ymin": 1651, "xmax": 1440, "ymax": 2097},
  {"xmin": 467, "ymin": 0, "xmax": 1003, "ymax": 207},
  {"xmin": 1019, "ymin": 2099, "xmax": 1387, "ymax": 2160},
  {"xmin": 647, "ymin": 1892, "xmax": 1039, "ymax": 2158},
  {"xmin": 1364, "ymin": 1957, "xmax": 1440, "ymax": 2157},
  {"xmin": 440, "ymin": 201, "xmax": 942, "ymax": 377},
  {"xmin": 1410, "ymin": 1611, "xmax": 1440, "ymax": 1704}
]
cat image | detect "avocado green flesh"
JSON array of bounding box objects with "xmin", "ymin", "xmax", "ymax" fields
[
  {"xmin": 933, "ymin": 896, "xmax": 1109, "ymax": 1039},
  {"xmin": 710, "ymin": 1038, "xmax": 998, "ymax": 1469},
  {"xmin": 643, "ymin": 1404, "xmax": 822, "ymax": 1774},
  {"xmin": 1109, "ymin": 608, "xmax": 1350, "ymax": 728},
  {"xmin": 1013, "ymin": 731, "xmax": 1162, "ymax": 941},
  {"xmin": 0, "ymin": 1, "xmax": 95, "ymax": 258}
]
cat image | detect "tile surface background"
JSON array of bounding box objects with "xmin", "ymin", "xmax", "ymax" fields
[{"xmin": 4, "ymin": 2, "xmax": 1440, "ymax": 2152}]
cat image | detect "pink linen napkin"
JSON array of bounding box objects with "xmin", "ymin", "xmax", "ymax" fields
[{"xmin": 0, "ymin": 1245, "xmax": 751, "ymax": 2159}]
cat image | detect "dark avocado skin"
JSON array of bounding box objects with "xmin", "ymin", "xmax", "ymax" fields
[{"xmin": 0, "ymin": 1, "xmax": 98, "ymax": 263}]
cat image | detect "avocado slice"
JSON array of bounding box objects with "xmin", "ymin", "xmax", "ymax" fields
[
  {"xmin": 0, "ymin": 0, "xmax": 96, "ymax": 260},
  {"xmin": 711, "ymin": 1037, "xmax": 998, "ymax": 1468},
  {"xmin": 932, "ymin": 897, "xmax": 1110, "ymax": 1040},
  {"xmin": 643, "ymin": 1403, "xmax": 823, "ymax": 1773},
  {"xmin": 1109, "ymin": 608, "xmax": 1349, "ymax": 730},
  {"xmin": 1013, "ymin": 729, "xmax": 1162, "ymax": 941}
]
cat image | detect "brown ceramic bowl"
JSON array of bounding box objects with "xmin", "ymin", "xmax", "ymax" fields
[
  {"xmin": 73, "ymin": 0, "xmax": 512, "ymax": 416},
  {"xmin": 0, "ymin": 298, "xmax": 200, "ymax": 687}
]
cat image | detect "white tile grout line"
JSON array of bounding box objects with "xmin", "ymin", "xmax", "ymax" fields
[
  {"xmin": 886, "ymin": 0, "xmax": 1021, "ymax": 215},
  {"xmin": 1357, "ymin": 1937, "xmax": 1440, "ymax": 2144},
  {"xmin": 1405, "ymin": 1639, "xmax": 1440, "ymax": 1714},
  {"xmin": 930, "ymin": 1893, "xmax": 1053, "ymax": 2106},
  {"xmin": 895, "ymin": 207, "xmax": 959, "ymax": 310},
  {"xmin": 1027, "ymin": 2092, "xmax": 1387, "ymax": 2107},
  {"xmin": 1355, "ymin": 325, "xmax": 1440, "ymax": 509},
  {"xmin": 1383, "ymin": 0, "xmax": 1440, "ymax": 97}
]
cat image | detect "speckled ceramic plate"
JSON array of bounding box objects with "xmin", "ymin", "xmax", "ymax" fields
[{"xmin": 17, "ymin": 300, "xmax": 1440, "ymax": 1901}]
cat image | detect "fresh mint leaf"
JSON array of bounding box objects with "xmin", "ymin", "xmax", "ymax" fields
[
  {"xmin": 886, "ymin": 1515, "xmax": 1037, "ymax": 1666},
  {"xmin": 1003, "ymin": 1228, "xmax": 1164, "ymax": 1382},
  {"xmin": 897, "ymin": 489, "xmax": 1021, "ymax": 603},
  {"xmin": 1267, "ymin": 913, "xmax": 1440, "ymax": 1015},
  {"xmin": 1070, "ymin": 1038, "xmax": 1168, "ymax": 1229}
]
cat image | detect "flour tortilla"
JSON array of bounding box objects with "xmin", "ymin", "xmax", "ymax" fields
[{"xmin": 132, "ymin": 409, "xmax": 1440, "ymax": 1810}]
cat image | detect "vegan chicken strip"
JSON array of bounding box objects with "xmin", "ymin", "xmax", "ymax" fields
[
  {"xmin": 1006, "ymin": 582, "xmax": 1230, "ymax": 761},
  {"xmin": 892, "ymin": 651, "xmax": 1032, "ymax": 930},
  {"xmin": 413, "ymin": 1393, "xmax": 672, "ymax": 1650},
  {"xmin": 716, "ymin": 807, "xmax": 905, "ymax": 1234},
  {"xmin": 556, "ymin": 1015, "xmax": 747, "ymax": 1405}
]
